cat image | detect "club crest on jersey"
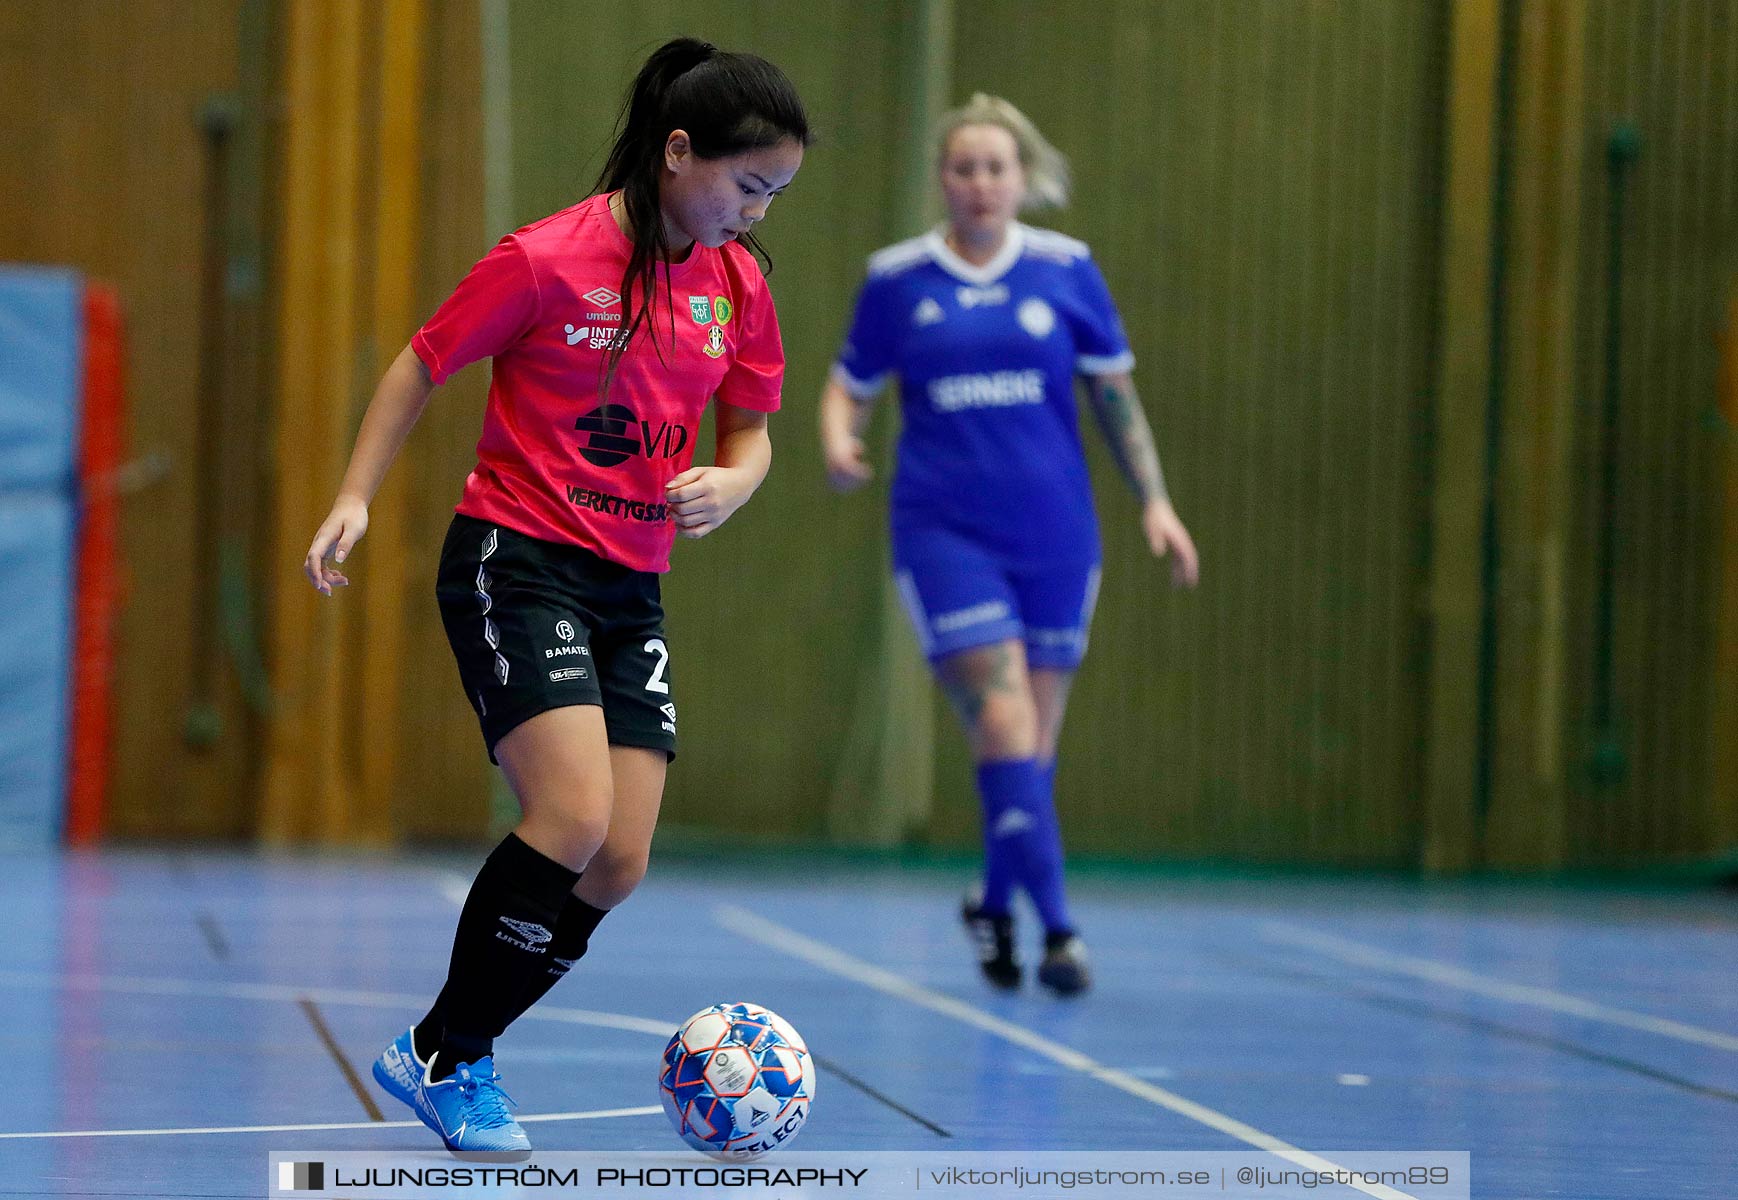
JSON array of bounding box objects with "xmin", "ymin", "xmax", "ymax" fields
[
  {"xmin": 689, "ymin": 295, "xmax": 712, "ymax": 324},
  {"xmin": 712, "ymin": 296, "xmax": 733, "ymax": 325},
  {"xmin": 1017, "ymin": 297, "xmax": 1056, "ymax": 339},
  {"xmin": 703, "ymin": 325, "xmax": 727, "ymax": 358}
]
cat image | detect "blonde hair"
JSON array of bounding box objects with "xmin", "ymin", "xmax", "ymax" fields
[{"xmin": 935, "ymin": 93, "xmax": 1071, "ymax": 211}]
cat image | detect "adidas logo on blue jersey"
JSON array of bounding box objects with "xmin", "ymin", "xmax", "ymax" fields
[{"xmin": 912, "ymin": 298, "xmax": 945, "ymax": 327}]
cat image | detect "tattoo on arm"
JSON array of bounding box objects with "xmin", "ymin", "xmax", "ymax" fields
[{"xmin": 1087, "ymin": 377, "xmax": 1169, "ymax": 504}]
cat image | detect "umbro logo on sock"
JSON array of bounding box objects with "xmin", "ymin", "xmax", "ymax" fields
[{"xmin": 496, "ymin": 917, "xmax": 553, "ymax": 952}]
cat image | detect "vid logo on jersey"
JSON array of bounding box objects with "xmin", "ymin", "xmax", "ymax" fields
[{"xmin": 574, "ymin": 404, "xmax": 691, "ymax": 468}]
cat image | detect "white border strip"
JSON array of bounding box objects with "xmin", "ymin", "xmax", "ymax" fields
[
  {"xmin": 1260, "ymin": 921, "xmax": 1738, "ymax": 1052},
  {"xmin": 715, "ymin": 906, "xmax": 1421, "ymax": 1200}
]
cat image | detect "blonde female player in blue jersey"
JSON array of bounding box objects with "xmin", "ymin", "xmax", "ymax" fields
[{"xmin": 820, "ymin": 94, "xmax": 1198, "ymax": 995}]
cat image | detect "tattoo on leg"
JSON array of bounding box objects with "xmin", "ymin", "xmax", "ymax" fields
[
  {"xmin": 941, "ymin": 644, "xmax": 1022, "ymax": 730},
  {"xmin": 985, "ymin": 643, "xmax": 1020, "ymax": 696},
  {"xmin": 942, "ymin": 675, "xmax": 985, "ymax": 726}
]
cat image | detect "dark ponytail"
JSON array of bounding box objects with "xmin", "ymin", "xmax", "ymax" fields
[{"xmin": 594, "ymin": 37, "xmax": 811, "ymax": 397}]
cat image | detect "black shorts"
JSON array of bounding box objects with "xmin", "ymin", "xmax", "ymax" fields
[{"xmin": 436, "ymin": 514, "xmax": 677, "ymax": 763}]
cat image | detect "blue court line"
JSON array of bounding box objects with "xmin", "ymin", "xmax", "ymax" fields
[
  {"xmin": 1259, "ymin": 922, "xmax": 1738, "ymax": 1051},
  {"xmin": 714, "ymin": 905, "xmax": 1425, "ymax": 1200}
]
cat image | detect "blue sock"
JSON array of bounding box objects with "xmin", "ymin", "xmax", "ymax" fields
[
  {"xmin": 975, "ymin": 759, "xmax": 1041, "ymax": 916},
  {"xmin": 1026, "ymin": 758, "xmax": 1074, "ymax": 935}
]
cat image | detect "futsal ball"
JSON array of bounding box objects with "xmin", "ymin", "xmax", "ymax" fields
[{"xmin": 659, "ymin": 1002, "xmax": 815, "ymax": 1158}]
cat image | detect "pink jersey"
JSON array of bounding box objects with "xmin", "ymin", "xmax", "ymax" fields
[{"xmin": 413, "ymin": 193, "xmax": 785, "ymax": 573}]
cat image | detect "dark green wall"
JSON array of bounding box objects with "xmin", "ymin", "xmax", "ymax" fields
[
  {"xmin": 939, "ymin": 1, "xmax": 1449, "ymax": 864},
  {"xmin": 492, "ymin": 0, "xmax": 1737, "ymax": 869},
  {"xmin": 1555, "ymin": 0, "xmax": 1738, "ymax": 862},
  {"xmin": 502, "ymin": 0, "xmax": 1458, "ymax": 863}
]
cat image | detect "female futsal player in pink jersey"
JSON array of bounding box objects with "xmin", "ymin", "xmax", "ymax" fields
[{"xmin": 301, "ymin": 38, "xmax": 807, "ymax": 1154}]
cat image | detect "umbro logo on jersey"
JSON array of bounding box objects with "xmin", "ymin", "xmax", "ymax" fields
[
  {"xmin": 582, "ymin": 286, "xmax": 620, "ymax": 308},
  {"xmin": 912, "ymin": 298, "xmax": 945, "ymax": 327},
  {"xmin": 497, "ymin": 917, "xmax": 553, "ymax": 952},
  {"xmin": 993, "ymin": 809, "xmax": 1034, "ymax": 837}
]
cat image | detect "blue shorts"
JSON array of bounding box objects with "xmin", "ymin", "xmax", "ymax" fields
[{"xmin": 892, "ymin": 525, "xmax": 1101, "ymax": 670}]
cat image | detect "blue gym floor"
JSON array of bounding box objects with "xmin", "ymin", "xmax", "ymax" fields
[{"xmin": 0, "ymin": 849, "xmax": 1732, "ymax": 1198}]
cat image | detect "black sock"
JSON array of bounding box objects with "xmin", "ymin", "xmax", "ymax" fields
[
  {"xmin": 412, "ymin": 1011, "xmax": 442, "ymax": 1064},
  {"xmin": 413, "ymin": 886, "xmax": 609, "ymax": 1070},
  {"xmin": 425, "ymin": 833, "xmax": 580, "ymax": 1081},
  {"xmin": 503, "ymin": 892, "xmax": 611, "ymax": 1026}
]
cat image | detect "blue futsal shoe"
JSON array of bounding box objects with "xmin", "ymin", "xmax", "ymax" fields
[
  {"xmin": 371, "ymin": 1028, "xmax": 438, "ymax": 1134},
  {"xmin": 419, "ymin": 1055, "xmax": 531, "ymax": 1157}
]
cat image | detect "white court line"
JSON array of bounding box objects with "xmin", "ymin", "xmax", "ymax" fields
[
  {"xmin": 0, "ymin": 970, "xmax": 672, "ymax": 1037},
  {"xmin": 1259, "ymin": 921, "xmax": 1738, "ymax": 1053},
  {"xmin": 0, "ymin": 1106, "xmax": 661, "ymax": 1141},
  {"xmin": 714, "ymin": 905, "xmax": 1421, "ymax": 1200}
]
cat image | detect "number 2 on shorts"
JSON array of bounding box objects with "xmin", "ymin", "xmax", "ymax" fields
[{"xmin": 644, "ymin": 638, "xmax": 670, "ymax": 694}]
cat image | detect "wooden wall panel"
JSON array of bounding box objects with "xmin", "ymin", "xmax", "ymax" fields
[
  {"xmin": 0, "ymin": 1, "xmax": 255, "ymax": 837},
  {"xmin": 374, "ymin": 0, "xmax": 495, "ymax": 842}
]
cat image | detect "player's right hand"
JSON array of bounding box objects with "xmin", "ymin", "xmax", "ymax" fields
[
  {"xmin": 304, "ymin": 495, "xmax": 369, "ymax": 596},
  {"xmin": 824, "ymin": 435, "xmax": 874, "ymax": 493}
]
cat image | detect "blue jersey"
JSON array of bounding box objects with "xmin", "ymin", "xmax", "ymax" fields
[{"xmin": 834, "ymin": 225, "xmax": 1133, "ymax": 566}]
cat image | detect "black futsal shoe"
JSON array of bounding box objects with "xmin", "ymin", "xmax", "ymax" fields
[
  {"xmin": 1037, "ymin": 932, "xmax": 1091, "ymax": 996},
  {"xmin": 961, "ymin": 892, "xmax": 1021, "ymax": 990}
]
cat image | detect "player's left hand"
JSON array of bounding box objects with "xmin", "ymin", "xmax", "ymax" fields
[
  {"xmin": 667, "ymin": 466, "xmax": 758, "ymax": 539},
  {"xmin": 1142, "ymin": 498, "xmax": 1200, "ymax": 589}
]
